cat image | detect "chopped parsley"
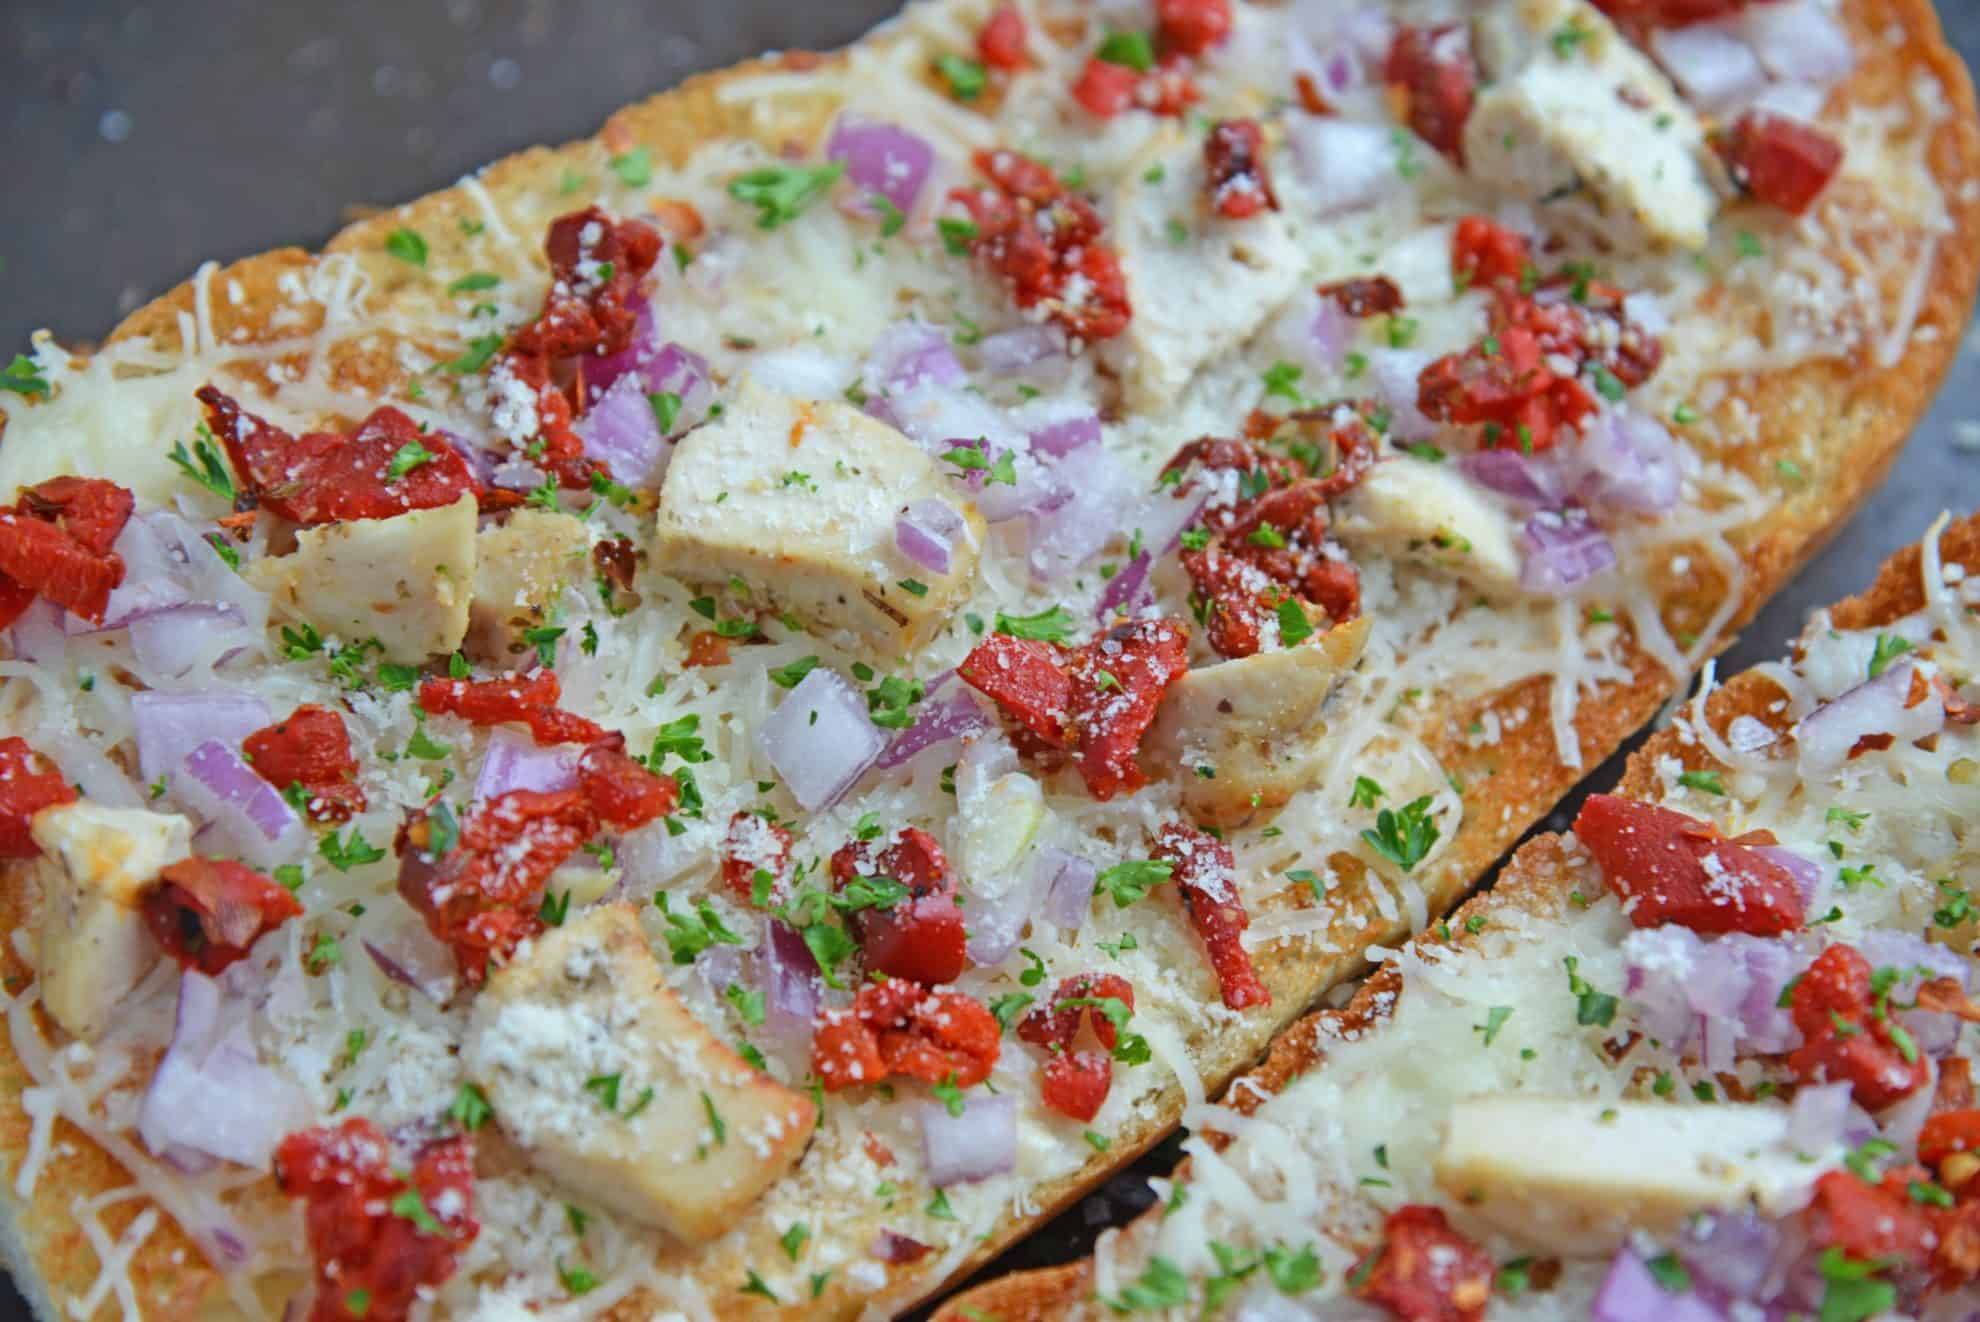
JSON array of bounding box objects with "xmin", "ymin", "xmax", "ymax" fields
[
  {"xmin": 728, "ymin": 161, "xmax": 846, "ymax": 229},
  {"xmin": 1361, "ymin": 795, "xmax": 1438, "ymax": 872},
  {"xmin": 384, "ymin": 227, "xmax": 429, "ymax": 266},
  {"xmin": 995, "ymin": 604, "xmax": 1076, "ymax": 643},
  {"xmin": 610, "ymin": 145, "xmax": 653, "ymax": 187},
  {"xmin": 1094, "ymin": 29, "xmax": 1155, "ymax": 72},
  {"xmin": 1, "ymin": 354, "xmax": 50, "ymax": 398},
  {"xmin": 937, "ymin": 53, "xmax": 988, "ymax": 101},
  {"xmin": 319, "ymin": 828, "xmax": 386, "ymax": 872},
  {"xmin": 1867, "ymin": 632, "xmax": 1913, "ymax": 679},
  {"xmin": 1676, "ymin": 769, "xmax": 1725, "ymax": 796},
  {"xmin": 654, "ymin": 892, "xmax": 746, "ymax": 963},
  {"xmin": 168, "ymin": 434, "xmax": 237, "ymax": 501},
  {"xmin": 1095, "ymin": 859, "xmax": 1175, "ymax": 907}
]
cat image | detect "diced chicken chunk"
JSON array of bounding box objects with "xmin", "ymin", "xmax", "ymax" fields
[
  {"xmin": 1333, "ymin": 458, "xmax": 1524, "ymax": 598},
  {"xmin": 652, "ymin": 379, "xmax": 983, "ymax": 653},
  {"xmin": 1104, "ymin": 128, "xmax": 1307, "ymax": 411},
  {"xmin": 1144, "ymin": 618, "xmax": 1369, "ymax": 826},
  {"xmin": 32, "ymin": 802, "xmax": 192, "ymax": 1040},
  {"xmin": 466, "ymin": 509, "xmax": 592, "ymax": 664},
  {"xmin": 1462, "ymin": 0, "xmax": 1719, "ymax": 251},
  {"xmin": 1434, "ymin": 1095, "xmax": 1837, "ymax": 1254},
  {"xmin": 252, "ymin": 493, "xmax": 477, "ymax": 662},
  {"xmin": 462, "ymin": 904, "xmax": 815, "ymax": 1242}
]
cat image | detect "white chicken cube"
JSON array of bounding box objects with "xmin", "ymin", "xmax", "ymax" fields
[
  {"xmin": 253, "ymin": 492, "xmax": 478, "ymax": 662},
  {"xmin": 1144, "ymin": 618, "xmax": 1369, "ymax": 827},
  {"xmin": 1463, "ymin": 0, "xmax": 1719, "ymax": 251},
  {"xmin": 1333, "ymin": 457, "xmax": 1525, "ymax": 598},
  {"xmin": 1434, "ymin": 1095, "xmax": 1838, "ymax": 1254},
  {"xmin": 1105, "ymin": 127, "xmax": 1308, "ymax": 411},
  {"xmin": 462, "ymin": 904, "xmax": 815, "ymax": 1242},
  {"xmin": 32, "ymin": 802, "xmax": 192, "ymax": 1040},
  {"xmin": 652, "ymin": 379, "xmax": 983, "ymax": 653},
  {"xmin": 466, "ymin": 508, "xmax": 593, "ymax": 665}
]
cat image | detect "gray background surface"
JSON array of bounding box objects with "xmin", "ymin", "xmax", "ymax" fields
[{"xmin": 2, "ymin": 1, "xmax": 1977, "ymax": 1313}]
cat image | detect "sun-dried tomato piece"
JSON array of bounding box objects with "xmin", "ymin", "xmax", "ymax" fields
[
  {"xmin": 0, "ymin": 513, "xmax": 122, "ymax": 625},
  {"xmin": 196, "ymin": 386, "xmax": 485, "ymax": 526},
  {"xmin": 1068, "ymin": 618, "xmax": 1190, "ymax": 801},
  {"xmin": 958, "ymin": 633, "xmax": 1074, "ymax": 747},
  {"xmin": 1788, "ymin": 943, "xmax": 1932, "ymax": 1112},
  {"xmin": 812, "ymin": 976, "xmax": 1001, "ymax": 1090},
  {"xmin": 1352, "ymin": 1204, "xmax": 1495, "ymax": 1322},
  {"xmin": 243, "ymin": 704, "xmax": 365, "ymax": 823},
  {"xmin": 1451, "ymin": 215, "xmax": 1531, "ymax": 291},
  {"xmin": 1804, "ymin": 1168, "xmax": 1936, "ymax": 1269},
  {"xmin": 1590, "ymin": 0, "xmax": 1754, "ymax": 22},
  {"xmin": 1155, "ymin": 822, "xmax": 1268, "ymax": 1009},
  {"xmin": 1072, "ymin": 56, "xmax": 1139, "ymax": 117},
  {"xmin": 143, "ymin": 858, "xmax": 304, "ymax": 976},
  {"xmin": 1156, "ymin": 0, "xmax": 1231, "ymax": 57},
  {"xmin": 417, "ymin": 670, "xmax": 609, "ymax": 747},
  {"xmin": 576, "ymin": 738, "xmax": 677, "ymax": 831},
  {"xmin": 1204, "ymin": 118, "xmax": 1278, "ymax": 219},
  {"xmin": 1574, "ymin": 795, "xmax": 1805, "ymax": 937},
  {"xmin": 977, "ymin": 4, "xmax": 1028, "ymax": 70},
  {"xmin": 0, "ymin": 736, "xmax": 77, "ymax": 859},
  {"xmin": 16, "ymin": 476, "xmax": 135, "ymax": 556},
  {"xmin": 400, "ymin": 788, "xmax": 595, "ymax": 983},
  {"xmin": 1318, "ymin": 276, "xmax": 1405, "ymax": 319},
  {"xmin": 948, "ymin": 151, "xmax": 1131, "ymax": 342},
  {"xmin": 1019, "ymin": 973, "xmax": 1135, "ymax": 1052},
  {"xmin": 275, "ymin": 1118, "xmax": 478, "ymax": 1322},
  {"xmin": 831, "ymin": 827, "xmax": 968, "ymax": 986},
  {"xmin": 1384, "ymin": 25, "xmax": 1476, "ymax": 163},
  {"xmin": 1714, "ymin": 109, "xmax": 1845, "ymax": 216},
  {"xmin": 1040, "ymin": 1051, "xmax": 1114, "ymax": 1122},
  {"xmin": 1921, "ymin": 1110, "xmax": 1980, "ymax": 1170},
  {"xmin": 721, "ymin": 811, "xmax": 794, "ymax": 905}
]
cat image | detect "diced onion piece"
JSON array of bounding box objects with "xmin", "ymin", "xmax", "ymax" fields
[
  {"xmin": 758, "ymin": 920, "xmax": 822, "ymax": 1038},
  {"xmin": 1794, "ymin": 660, "xmax": 1946, "ymax": 774},
  {"xmin": 866, "ymin": 320, "xmax": 965, "ymax": 394},
  {"xmin": 178, "ymin": 740, "xmax": 305, "ymax": 866},
  {"xmin": 895, "ymin": 499, "xmax": 969, "ymax": 577},
  {"xmin": 876, "ymin": 691, "xmax": 992, "ymax": 772},
  {"xmin": 132, "ymin": 690, "xmax": 271, "ymax": 786},
  {"xmin": 1518, "ymin": 507, "xmax": 1616, "ymax": 595},
  {"xmin": 978, "ymin": 325, "xmax": 1064, "ymax": 375},
  {"xmin": 131, "ymin": 604, "xmax": 251, "ymax": 680},
  {"xmin": 139, "ymin": 972, "xmax": 315, "ymax": 1170},
  {"xmin": 575, "ymin": 372, "xmax": 666, "ymax": 484},
  {"xmin": 919, "ymin": 1094, "xmax": 1018, "ymax": 1186},
  {"xmin": 1651, "ymin": 24, "xmax": 1767, "ymax": 112},
  {"xmin": 826, "ymin": 115, "xmax": 935, "ymax": 216},
  {"xmin": 1592, "ymin": 1248, "xmax": 1727, "ymax": 1322},
  {"xmin": 1740, "ymin": 0, "xmax": 1855, "ymax": 83},
  {"xmin": 756, "ymin": 668, "xmax": 887, "ymax": 811},
  {"xmin": 474, "ymin": 727, "xmax": 583, "ymax": 802},
  {"xmin": 1038, "ymin": 848, "xmax": 1097, "ymax": 932}
]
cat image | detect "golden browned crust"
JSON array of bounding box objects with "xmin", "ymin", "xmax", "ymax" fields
[
  {"xmin": 937, "ymin": 509, "xmax": 1980, "ymax": 1322},
  {"xmin": 0, "ymin": 1, "xmax": 1976, "ymax": 1319}
]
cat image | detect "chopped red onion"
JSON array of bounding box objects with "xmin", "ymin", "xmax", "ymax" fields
[
  {"xmin": 1651, "ymin": 24, "xmax": 1768, "ymax": 112},
  {"xmin": 132, "ymin": 690, "xmax": 270, "ymax": 786},
  {"xmin": 1750, "ymin": 846, "xmax": 1821, "ymax": 908},
  {"xmin": 920, "ymin": 1094, "xmax": 1018, "ymax": 1186},
  {"xmin": 1286, "ymin": 117, "xmax": 1404, "ymax": 216},
  {"xmin": 574, "ymin": 372, "xmax": 666, "ymax": 485},
  {"xmin": 492, "ymin": 455, "xmax": 552, "ymax": 492},
  {"xmin": 1858, "ymin": 929, "xmax": 1969, "ymax": 1056},
  {"xmin": 139, "ymin": 972, "xmax": 314, "ymax": 1170},
  {"xmin": 826, "ymin": 115, "xmax": 935, "ymax": 216},
  {"xmin": 580, "ymin": 296, "xmax": 659, "ymax": 395},
  {"xmin": 1593, "ymin": 1248, "xmax": 1730, "ymax": 1322},
  {"xmin": 179, "ymin": 739, "xmax": 306, "ymax": 866},
  {"xmin": 1096, "ymin": 553, "xmax": 1154, "ymax": 623},
  {"xmin": 978, "ymin": 325, "xmax": 1064, "ymax": 375},
  {"xmin": 1749, "ymin": 81, "xmax": 1828, "ymax": 123},
  {"xmin": 98, "ymin": 517, "xmax": 195, "ymax": 629},
  {"xmin": 697, "ymin": 943, "xmax": 744, "ymax": 996},
  {"xmin": 1519, "ymin": 507, "xmax": 1617, "ymax": 594},
  {"xmin": 1336, "ymin": 4, "xmax": 1394, "ymax": 64},
  {"xmin": 1786, "ymin": 1082, "xmax": 1852, "ymax": 1154},
  {"xmin": 876, "ymin": 691, "xmax": 991, "ymax": 771},
  {"xmin": 1741, "ymin": 0, "xmax": 1855, "ymax": 83},
  {"xmin": 750, "ymin": 345, "xmax": 856, "ymax": 401},
  {"xmin": 1038, "ymin": 848, "xmax": 1097, "ymax": 931},
  {"xmin": 6, "ymin": 599, "xmax": 67, "ymax": 664},
  {"xmin": 644, "ymin": 343, "xmax": 716, "ymax": 435},
  {"xmin": 757, "ymin": 667, "xmax": 887, "ymax": 811},
  {"xmin": 1366, "ymin": 349, "xmax": 1436, "ymax": 442},
  {"xmin": 131, "ymin": 603, "xmax": 251, "ymax": 679},
  {"xmin": 1622, "ymin": 926, "xmax": 1810, "ymax": 1059},
  {"xmin": 758, "ymin": 920, "xmax": 822, "ymax": 1036},
  {"xmin": 1459, "ymin": 448, "xmax": 1571, "ymax": 508},
  {"xmin": 866, "ymin": 320, "xmax": 965, "ymax": 394},
  {"xmin": 1575, "ymin": 410, "xmax": 1684, "ymax": 515},
  {"xmin": 1028, "ymin": 441, "xmax": 1136, "ymax": 581},
  {"xmin": 896, "ymin": 499, "xmax": 968, "ymax": 576},
  {"xmin": 472, "ymin": 729, "xmax": 582, "ymax": 803},
  {"xmin": 885, "ymin": 381, "xmax": 1025, "ymax": 456},
  {"xmin": 1027, "ymin": 410, "xmax": 1103, "ymax": 459},
  {"xmin": 1794, "ymin": 660, "xmax": 1946, "ymax": 774},
  {"xmin": 363, "ymin": 912, "xmax": 457, "ymax": 1005}
]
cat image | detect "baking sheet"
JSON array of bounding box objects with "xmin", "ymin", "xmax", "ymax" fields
[{"xmin": 2, "ymin": 1, "xmax": 1976, "ymax": 1314}]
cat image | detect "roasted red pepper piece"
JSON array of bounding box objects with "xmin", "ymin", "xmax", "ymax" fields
[
  {"xmin": 1384, "ymin": 25, "xmax": 1476, "ymax": 164},
  {"xmin": 418, "ymin": 670, "xmax": 609, "ymax": 747},
  {"xmin": 143, "ymin": 857, "xmax": 304, "ymax": 975},
  {"xmin": 1804, "ymin": 1168, "xmax": 1936, "ymax": 1269},
  {"xmin": 274, "ymin": 1118, "xmax": 478, "ymax": 1322},
  {"xmin": 243, "ymin": 704, "xmax": 366, "ymax": 823},
  {"xmin": 721, "ymin": 810, "xmax": 794, "ymax": 906},
  {"xmin": 948, "ymin": 151, "xmax": 1131, "ymax": 342},
  {"xmin": 1451, "ymin": 215, "xmax": 1531, "ymax": 291},
  {"xmin": 1068, "ymin": 618, "xmax": 1190, "ymax": 800},
  {"xmin": 399, "ymin": 788, "xmax": 594, "ymax": 983},
  {"xmin": 490, "ymin": 207, "xmax": 663, "ymax": 488},
  {"xmin": 830, "ymin": 827, "xmax": 968, "ymax": 986},
  {"xmin": 1788, "ymin": 943, "xmax": 1932, "ymax": 1112},
  {"xmin": 1156, "ymin": 0, "xmax": 1231, "ymax": 57},
  {"xmin": 0, "ymin": 736, "xmax": 77, "ymax": 859},
  {"xmin": 1351, "ymin": 1204, "xmax": 1496, "ymax": 1322},
  {"xmin": 956, "ymin": 633, "xmax": 1073, "ymax": 748},
  {"xmin": 1019, "ymin": 973, "xmax": 1135, "ymax": 1053},
  {"xmin": 812, "ymin": 976, "xmax": 1000, "ymax": 1090},
  {"xmin": 1204, "ymin": 118, "xmax": 1277, "ymax": 219},
  {"xmin": 1921, "ymin": 1110, "xmax": 1980, "ymax": 1169},
  {"xmin": 1574, "ymin": 794, "xmax": 1805, "ymax": 936},
  {"xmin": 977, "ymin": 4, "xmax": 1028, "ymax": 70},
  {"xmin": 1155, "ymin": 822, "xmax": 1269, "ymax": 1009},
  {"xmin": 196, "ymin": 386, "xmax": 486, "ymax": 526},
  {"xmin": 576, "ymin": 738, "xmax": 677, "ymax": 831},
  {"xmin": 1714, "ymin": 109, "xmax": 1845, "ymax": 216},
  {"xmin": 1072, "ymin": 56, "xmax": 1140, "ymax": 118},
  {"xmin": 1041, "ymin": 1051, "xmax": 1115, "ymax": 1123}
]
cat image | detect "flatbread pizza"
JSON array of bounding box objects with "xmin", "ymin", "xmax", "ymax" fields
[{"xmin": 0, "ymin": 0, "xmax": 1973, "ymax": 1319}]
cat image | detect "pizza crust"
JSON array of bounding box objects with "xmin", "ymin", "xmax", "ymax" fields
[{"xmin": 0, "ymin": 1, "xmax": 1974, "ymax": 1319}]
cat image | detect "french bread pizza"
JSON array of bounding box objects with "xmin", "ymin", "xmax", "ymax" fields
[
  {"xmin": 0, "ymin": 1, "xmax": 1974, "ymax": 1320},
  {"xmin": 935, "ymin": 511, "xmax": 1980, "ymax": 1321}
]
